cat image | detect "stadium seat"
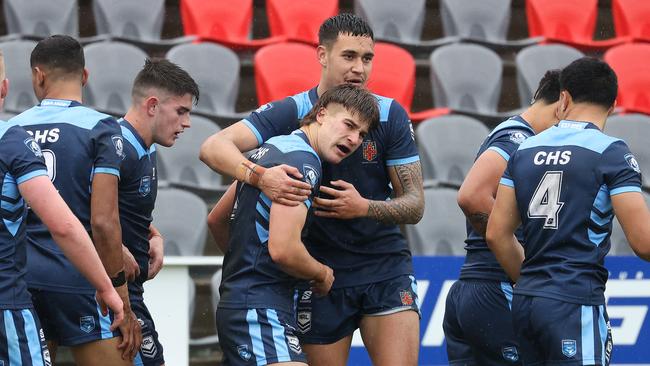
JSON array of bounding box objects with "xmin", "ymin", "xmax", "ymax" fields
[
  {"xmin": 3, "ymin": 0, "xmax": 78, "ymax": 39},
  {"xmin": 253, "ymin": 42, "xmax": 320, "ymax": 106},
  {"xmin": 604, "ymin": 114, "xmax": 650, "ymax": 189},
  {"xmin": 152, "ymin": 188, "xmax": 208, "ymax": 256},
  {"xmin": 166, "ymin": 43, "xmax": 247, "ymax": 127},
  {"xmin": 92, "ymin": 0, "xmax": 195, "ymax": 52},
  {"xmin": 604, "ymin": 44, "xmax": 650, "ymax": 115},
  {"xmin": 83, "ymin": 42, "xmax": 148, "ymax": 115},
  {"xmin": 0, "ymin": 40, "xmax": 39, "ymax": 113},
  {"xmin": 610, "ymin": 192, "xmax": 650, "ymax": 255},
  {"xmin": 266, "ymin": 0, "xmax": 338, "ymax": 45},
  {"xmin": 515, "ymin": 44, "xmax": 584, "ymax": 108},
  {"xmin": 612, "ymin": 0, "xmax": 650, "ymax": 42},
  {"xmin": 405, "ymin": 187, "xmax": 467, "ymax": 255},
  {"xmin": 526, "ymin": 0, "xmax": 628, "ymax": 51},
  {"xmin": 0, "ymin": 112, "xmax": 16, "ymax": 121},
  {"xmin": 415, "ymin": 115, "xmax": 489, "ymax": 184},
  {"xmin": 180, "ymin": 0, "xmax": 285, "ymax": 51}
]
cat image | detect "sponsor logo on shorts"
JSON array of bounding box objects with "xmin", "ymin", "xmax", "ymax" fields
[
  {"xmin": 562, "ymin": 339, "xmax": 577, "ymax": 358},
  {"xmin": 141, "ymin": 335, "xmax": 157, "ymax": 358},
  {"xmin": 39, "ymin": 328, "xmax": 45, "ymax": 341},
  {"xmin": 237, "ymin": 345, "xmax": 252, "ymax": 361},
  {"xmin": 362, "ymin": 141, "xmax": 378, "ymax": 162},
  {"xmin": 43, "ymin": 349, "xmax": 52, "ymax": 366},
  {"xmin": 79, "ymin": 316, "xmax": 95, "ymax": 333},
  {"xmin": 400, "ymin": 290, "xmax": 414, "ymax": 306},
  {"xmin": 300, "ymin": 290, "xmax": 312, "ymax": 303},
  {"xmin": 297, "ymin": 311, "xmax": 311, "ymax": 333},
  {"xmin": 287, "ymin": 335, "xmax": 302, "ymax": 354},
  {"xmin": 502, "ymin": 346, "xmax": 519, "ymax": 362}
]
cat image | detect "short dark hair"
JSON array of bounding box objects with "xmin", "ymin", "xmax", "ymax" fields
[
  {"xmin": 560, "ymin": 57, "xmax": 617, "ymax": 109},
  {"xmin": 532, "ymin": 69, "xmax": 561, "ymax": 105},
  {"xmin": 301, "ymin": 84, "xmax": 379, "ymax": 131},
  {"xmin": 30, "ymin": 35, "xmax": 84, "ymax": 76},
  {"xmin": 318, "ymin": 13, "xmax": 374, "ymax": 49},
  {"xmin": 132, "ymin": 58, "xmax": 199, "ymax": 104}
]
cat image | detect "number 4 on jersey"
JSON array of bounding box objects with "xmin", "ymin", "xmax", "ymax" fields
[{"xmin": 528, "ymin": 171, "xmax": 564, "ymax": 229}]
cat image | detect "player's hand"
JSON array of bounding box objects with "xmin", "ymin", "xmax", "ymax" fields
[
  {"xmin": 115, "ymin": 284, "xmax": 142, "ymax": 360},
  {"xmin": 259, "ymin": 165, "xmax": 312, "ymax": 206},
  {"xmin": 122, "ymin": 245, "xmax": 140, "ymax": 282},
  {"xmin": 96, "ymin": 287, "xmax": 124, "ymax": 332},
  {"xmin": 314, "ymin": 180, "xmax": 369, "ymax": 219},
  {"xmin": 147, "ymin": 234, "xmax": 164, "ymax": 280},
  {"xmin": 311, "ymin": 265, "xmax": 334, "ymax": 296}
]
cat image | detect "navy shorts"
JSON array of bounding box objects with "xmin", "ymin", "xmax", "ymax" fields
[
  {"xmin": 132, "ymin": 299, "xmax": 164, "ymax": 366},
  {"xmin": 295, "ymin": 274, "xmax": 420, "ymax": 344},
  {"xmin": 0, "ymin": 308, "xmax": 51, "ymax": 366},
  {"xmin": 443, "ymin": 279, "xmax": 521, "ymax": 365},
  {"xmin": 30, "ymin": 289, "xmax": 119, "ymax": 346},
  {"xmin": 216, "ymin": 307, "xmax": 307, "ymax": 366},
  {"xmin": 513, "ymin": 295, "xmax": 612, "ymax": 365}
]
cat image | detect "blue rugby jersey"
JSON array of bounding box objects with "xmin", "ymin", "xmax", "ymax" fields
[
  {"xmin": 501, "ymin": 120, "xmax": 642, "ymax": 305},
  {"xmin": 0, "ymin": 122, "xmax": 48, "ymax": 308},
  {"xmin": 10, "ymin": 99, "xmax": 123, "ymax": 294},
  {"xmin": 117, "ymin": 119, "xmax": 157, "ymax": 301},
  {"xmin": 244, "ymin": 87, "xmax": 419, "ymax": 288},
  {"xmin": 219, "ymin": 130, "xmax": 321, "ymax": 313},
  {"xmin": 460, "ymin": 116, "xmax": 533, "ymax": 282}
]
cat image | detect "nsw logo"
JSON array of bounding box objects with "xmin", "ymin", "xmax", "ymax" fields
[
  {"xmin": 79, "ymin": 316, "xmax": 95, "ymax": 333},
  {"xmin": 237, "ymin": 345, "xmax": 252, "ymax": 361},
  {"xmin": 562, "ymin": 339, "xmax": 577, "ymax": 358},
  {"xmin": 24, "ymin": 137, "xmax": 43, "ymax": 157},
  {"xmin": 139, "ymin": 176, "xmax": 152, "ymax": 196},
  {"xmin": 502, "ymin": 346, "xmax": 519, "ymax": 362}
]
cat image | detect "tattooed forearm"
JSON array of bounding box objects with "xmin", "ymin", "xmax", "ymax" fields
[
  {"xmin": 467, "ymin": 212, "xmax": 490, "ymax": 237},
  {"xmin": 367, "ymin": 162, "xmax": 425, "ymax": 225}
]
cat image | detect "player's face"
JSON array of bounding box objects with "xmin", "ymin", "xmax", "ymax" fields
[
  {"xmin": 319, "ymin": 34, "xmax": 374, "ymax": 90},
  {"xmin": 152, "ymin": 93, "xmax": 193, "ymax": 147},
  {"xmin": 317, "ymin": 103, "xmax": 369, "ymax": 164}
]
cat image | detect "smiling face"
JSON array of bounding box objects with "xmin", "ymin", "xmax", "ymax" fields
[
  {"xmin": 315, "ymin": 103, "xmax": 370, "ymax": 164},
  {"xmin": 318, "ymin": 33, "xmax": 374, "ymax": 91},
  {"xmin": 151, "ymin": 93, "xmax": 193, "ymax": 147}
]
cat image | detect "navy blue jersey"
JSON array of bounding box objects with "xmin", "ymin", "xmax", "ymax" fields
[
  {"xmin": 219, "ymin": 130, "xmax": 322, "ymax": 313},
  {"xmin": 501, "ymin": 120, "xmax": 642, "ymax": 305},
  {"xmin": 0, "ymin": 122, "xmax": 48, "ymax": 308},
  {"xmin": 244, "ymin": 87, "xmax": 419, "ymax": 288},
  {"xmin": 10, "ymin": 99, "xmax": 123, "ymax": 294},
  {"xmin": 118, "ymin": 119, "xmax": 158, "ymax": 300},
  {"xmin": 460, "ymin": 116, "xmax": 534, "ymax": 282}
]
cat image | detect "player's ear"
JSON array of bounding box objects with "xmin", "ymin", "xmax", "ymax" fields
[
  {"xmin": 316, "ymin": 106, "xmax": 327, "ymax": 125},
  {"xmin": 317, "ymin": 45, "xmax": 327, "ymax": 68},
  {"xmin": 81, "ymin": 68, "xmax": 89, "ymax": 87},
  {"xmin": 0, "ymin": 78, "xmax": 9, "ymax": 99},
  {"xmin": 145, "ymin": 96, "xmax": 158, "ymax": 116},
  {"xmin": 32, "ymin": 66, "xmax": 45, "ymax": 87}
]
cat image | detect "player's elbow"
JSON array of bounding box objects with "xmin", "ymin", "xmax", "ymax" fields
[
  {"xmin": 268, "ymin": 238, "xmax": 292, "ymax": 266},
  {"xmin": 630, "ymin": 240, "xmax": 650, "ymax": 262},
  {"xmin": 48, "ymin": 218, "xmax": 77, "ymax": 241},
  {"xmin": 485, "ymin": 224, "xmax": 500, "ymax": 251},
  {"xmin": 457, "ymin": 188, "xmax": 473, "ymax": 213},
  {"xmin": 199, "ymin": 134, "xmax": 217, "ymax": 165},
  {"xmin": 90, "ymin": 213, "xmax": 118, "ymax": 238}
]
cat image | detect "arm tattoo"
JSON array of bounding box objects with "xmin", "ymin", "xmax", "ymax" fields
[
  {"xmin": 467, "ymin": 212, "xmax": 490, "ymax": 237},
  {"xmin": 367, "ymin": 162, "xmax": 425, "ymax": 225}
]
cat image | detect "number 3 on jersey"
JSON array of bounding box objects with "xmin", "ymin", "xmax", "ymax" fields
[
  {"xmin": 528, "ymin": 171, "xmax": 564, "ymax": 229},
  {"xmin": 42, "ymin": 149, "xmax": 56, "ymax": 181}
]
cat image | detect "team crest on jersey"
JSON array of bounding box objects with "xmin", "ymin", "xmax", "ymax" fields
[
  {"xmin": 237, "ymin": 345, "xmax": 252, "ymax": 361},
  {"xmin": 303, "ymin": 164, "xmax": 319, "ymax": 187},
  {"xmin": 287, "ymin": 335, "xmax": 302, "ymax": 354},
  {"xmin": 112, "ymin": 135, "xmax": 125, "ymax": 159},
  {"xmin": 509, "ymin": 131, "xmax": 528, "ymax": 144},
  {"xmin": 141, "ymin": 335, "xmax": 157, "ymax": 358},
  {"xmin": 297, "ymin": 311, "xmax": 311, "ymax": 333},
  {"xmin": 502, "ymin": 346, "xmax": 519, "ymax": 362},
  {"xmin": 139, "ymin": 176, "xmax": 152, "ymax": 196},
  {"xmin": 255, "ymin": 103, "xmax": 273, "ymax": 113},
  {"xmin": 362, "ymin": 141, "xmax": 378, "ymax": 162},
  {"xmin": 79, "ymin": 316, "xmax": 95, "ymax": 333},
  {"xmin": 562, "ymin": 339, "xmax": 577, "ymax": 357},
  {"xmin": 24, "ymin": 137, "xmax": 43, "ymax": 157},
  {"xmin": 400, "ymin": 290, "xmax": 414, "ymax": 306},
  {"xmin": 625, "ymin": 153, "xmax": 641, "ymax": 173}
]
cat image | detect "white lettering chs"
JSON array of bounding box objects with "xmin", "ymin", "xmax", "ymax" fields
[{"xmin": 534, "ymin": 151, "xmax": 571, "ymax": 165}]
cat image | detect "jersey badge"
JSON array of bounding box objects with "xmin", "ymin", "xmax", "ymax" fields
[
  {"xmin": 400, "ymin": 290, "xmax": 414, "ymax": 306},
  {"xmin": 24, "ymin": 137, "xmax": 43, "ymax": 157},
  {"xmin": 509, "ymin": 131, "xmax": 528, "ymax": 144},
  {"xmin": 362, "ymin": 141, "xmax": 378, "ymax": 162},
  {"xmin": 562, "ymin": 339, "xmax": 577, "ymax": 357},
  {"xmin": 237, "ymin": 345, "xmax": 252, "ymax": 361},
  {"xmin": 502, "ymin": 346, "xmax": 519, "ymax": 362},
  {"xmin": 255, "ymin": 103, "xmax": 273, "ymax": 113},
  {"xmin": 250, "ymin": 147, "xmax": 269, "ymax": 161},
  {"xmin": 112, "ymin": 135, "xmax": 125, "ymax": 159},
  {"xmin": 141, "ymin": 335, "xmax": 158, "ymax": 358},
  {"xmin": 287, "ymin": 335, "xmax": 302, "ymax": 354},
  {"xmin": 625, "ymin": 153, "xmax": 641, "ymax": 173},
  {"xmin": 139, "ymin": 176, "xmax": 152, "ymax": 196},
  {"xmin": 297, "ymin": 311, "xmax": 311, "ymax": 333},
  {"xmin": 303, "ymin": 164, "xmax": 319, "ymax": 188},
  {"xmin": 79, "ymin": 316, "xmax": 95, "ymax": 333}
]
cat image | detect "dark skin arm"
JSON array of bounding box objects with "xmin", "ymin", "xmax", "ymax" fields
[{"xmin": 207, "ymin": 182, "xmax": 237, "ymax": 253}]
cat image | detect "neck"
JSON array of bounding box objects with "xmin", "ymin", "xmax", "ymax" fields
[
  {"xmin": 521, "ymin": 103, "xmax": 554, "ymax": 134},
  {"xmin": 123, "ymin": 108, "xmax": 154, "ymax": 148},
  {"xmin": 300, "ymin": 123, "xmax": 321, "ymax": 156},
  {"xmin": 563, "ymin": 104, "xmax": 608, "ymax": 131},
  {"xmin": 41, "ymin": 82, "xmax": 83, "ymax": 103}
]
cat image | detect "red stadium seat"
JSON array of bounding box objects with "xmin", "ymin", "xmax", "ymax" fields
[
  {"xmin": 612, "ymin": 0, "xmax": 650, "ymax": 41},
  {"xmin": 254, "ymin": 42, "xmax": 320, "ymax": 105},
  {"xmin": 180, "ymin": 0, "xmax": 285, "ymax": 51},
  {"xmin": 526, "ymin": 0, "xmax": 629, "ymax": 51},
  {"xmin": 266, "ymin": 0, "xmax": 338, "ymax": 45},
  {"xmin": 604, "ymin": 43, "xmax": 650, "ymax": 114}
]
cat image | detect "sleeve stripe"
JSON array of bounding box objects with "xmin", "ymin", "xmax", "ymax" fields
[
  {"xmin": 386, "ymin": 156, "xmax": 420, "ymax": 166},
  {"xmin": 500, "ymin": 177, "xmax": 515, "ymax": 187},
  {"xmin": 487, "ymin": 146, "xmax": 510, "ymax": 162},
  {"xmin": 93, "ymin": 167, "xmax": 120, "ymax": 177},
  {"xmin": 304, "ymin": 200, "xmax": 312, "ymax": 209},
  {"xmin": 243, "ymin": 119, "xmax": 263, "ymax": 146},
  {"xmin": 610, "ymin": 186, "xmax": 642, "ymax": 196},
  {"xmin": 16, "ymin": 169, "xmax": 48, "ymax": 184}
]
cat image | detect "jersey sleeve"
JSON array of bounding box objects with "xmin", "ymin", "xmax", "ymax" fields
[
  {"xmin": 500, "ymin": 154, "xmax": 516, "ymax": 188},
  {"xmin": 90, "ymin": 117, "xmax": 123, "ymax": 178},
  {"xmin": 282, "ymin": 151, "xmax": 321, "ymax": 209},
  {"xmin": 3, "ymin": 126, "xmax": 48, "ymax": 184},
  {"xmin": 243, "ymin": 98, "xmax": 300, "ymax": 145},
  {"xmin": 601, "ymin": 140, "xmax": 643, "ymax": 196},
  {"xmin": 486, "ymin": 129, "xmax": 532, "ymax": 162},
  {"xmin": 384, "ymin": 100, "xmax": 420, "ymax": 167}
]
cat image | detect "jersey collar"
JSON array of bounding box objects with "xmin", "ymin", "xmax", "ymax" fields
[
  {"xmin": 308, "ymin": 86, "xmax": 319, "ymax": 105},
  {"xmin": 556, "ymin": 120, "xmax": 600, "ymax": 131},
  {"xmin": 119, "ymin": 118, "xmax": 152, "ymax": 154},
  {"xmin": 510, "ymin": 115, "xmax": 534, "ymax": 131},
  {"xmin": 39, "ymin": 99, "xmax": 82, "ymax": 108}
]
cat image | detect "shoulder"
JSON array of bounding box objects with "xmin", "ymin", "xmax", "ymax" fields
[
  {"xmin": 265, "ymin": 133, "xmax": 319, "ymax": 162},
  {"xmin": 373, "ymin": 93, "xmax": 408, "ymax": 124}
]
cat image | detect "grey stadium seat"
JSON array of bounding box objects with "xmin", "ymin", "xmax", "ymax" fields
[
  {"xmin": 415, "ymin": 115, "xmax": 489, "ymax": 183},
  {"xmin": 83, "ymin": 42, "xmax": 148, "ymax": 115},
  {"xmin": 430, "ymin": 43, "xmax": 502, "ymax": 114},
  {"xmin": 1, "ymin": 40, "xmax": 38, "ymax": 113},
  {"xmin": 516, "ymin": 44, "xmax": 584, "ymax": 108},
  {"xmin": 405, "ymin": 187, "xmax": 466, "ymax": 255},
  {"xmin": 3, "ymin": 0, "xmax": 78, "ymax": 39},
  {"xmin": 152, "ymin": 188, "xmax": 207, "ymax": 256},
  {"xmin": 610, "ymin": 192, "xmax": 650, "ymax": 255},
  {"xmin": 604, "ymin": 114, "xmax": 650, "ymax": 188}
]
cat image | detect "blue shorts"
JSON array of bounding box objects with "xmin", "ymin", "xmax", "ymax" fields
[
  {"xmin": 0, "ymin": 308, "xmax": 51, "ymax": 366},
  {"xmin": 443, "ymin": 279, "xmax": 521, "ymax": 365},
  {"xmin": 513, "ymin": 295, "xmax": 612, "ymax": 365},
  {"xmin": 295, "ymin": 274, "xmax": 420, "ymax": 344},
  {"xmin": 132, "ymin": 299, "xmax": 164, "ymax": 366},
  {"xmin": 30, "ymin": 289, "xmax": 119, "ymax": 346},
  {"xmin": 216, "ymin": 307, "xmax": 307, "ymax": 366}
]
